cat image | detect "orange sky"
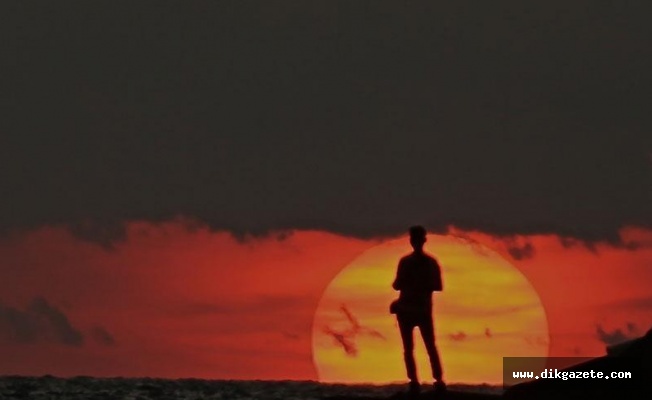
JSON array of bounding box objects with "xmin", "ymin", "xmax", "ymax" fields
[{"xmin": 0, "ymin": 220, "xmax": 650, "ymax": 382}]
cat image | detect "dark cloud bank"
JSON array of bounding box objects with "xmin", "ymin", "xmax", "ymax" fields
[
  {"xmin": 0, "ymin": 297, "xmax": 115, "ymax": 347},
  {"xmin": 323, "ymin": 305, "xmax": 385, "ymax": 357},
  {"xmin": 1, "ymin": 2, "xmax": 650, "ymax": 247},
  {"xmin": 595, "ymin": 322, "xmax": 642, "ymax": 347}
]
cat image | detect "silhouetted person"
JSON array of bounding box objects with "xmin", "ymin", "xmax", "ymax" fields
[{"xmin": 391, "ymin": 225, "xmax": 445, "ymax": 395}]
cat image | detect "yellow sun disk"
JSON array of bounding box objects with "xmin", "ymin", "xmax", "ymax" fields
[{"xmin": 312, "ymin": 234, "xmax": 549, "ymax": 385}]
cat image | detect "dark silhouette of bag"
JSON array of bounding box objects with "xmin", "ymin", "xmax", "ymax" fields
[
  {"xmin": 389, "ymin": 298, "xmax": 402, "ymax": 314},
  {"xmin": 390, "ymin": 297, "xmax": 428, "ymax": 318}
]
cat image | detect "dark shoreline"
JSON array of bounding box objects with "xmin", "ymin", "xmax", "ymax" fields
[{"xmin": 0, "ymin": 376, "xmax": 503, "ymax": 400}]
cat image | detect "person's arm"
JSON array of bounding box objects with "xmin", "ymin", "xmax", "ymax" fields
[
  {"xmin": 392, "ymin": 260, "xmax": 404, "ymax": 290},
  {"xmin": 432, "ymin": 258, "xmax": 443, "ymax": 292}
]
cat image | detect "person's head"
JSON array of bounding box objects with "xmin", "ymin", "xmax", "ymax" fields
[{"xmin": 409, "ymin": 225, "xmax": 427, "ymax": 251}]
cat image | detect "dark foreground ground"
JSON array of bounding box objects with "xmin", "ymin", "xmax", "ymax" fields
[
  {"xmin": 0, "ymin": 376, "xmax": 502, "ymax": 400},
  {"xmin": 324, "ymin": 387, "xmax": 499, "ymax": 400},
  {"xmin": 2, "ymin": 374, "xmax": 649, "ymax": 400}
]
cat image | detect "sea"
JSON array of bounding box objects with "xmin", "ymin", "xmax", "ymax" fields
[{"xmin": 0, "ymin": 376, "xmax": 504, "ymax": 400}]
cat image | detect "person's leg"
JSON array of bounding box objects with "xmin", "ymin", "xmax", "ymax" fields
[
  {"xmin": 397, "ymin": 315, "xmax": 418, "ymax": 383},
  {"xmin": 418, "ymin": 315, "xmax": 443, "ymax": 382}
]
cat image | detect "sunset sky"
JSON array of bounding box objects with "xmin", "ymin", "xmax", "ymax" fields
[{"xmin": 1, "ymin": 1, "xmax": 650, "ymax": 385}]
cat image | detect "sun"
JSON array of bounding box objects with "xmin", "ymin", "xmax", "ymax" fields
[{"xmin": 311, "ymin": 234, "xmax": 549, "ymax": 385}]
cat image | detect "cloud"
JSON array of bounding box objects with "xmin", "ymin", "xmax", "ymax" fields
[
  {"xmin": 448, "ymin": 331, "xmax": 467, "ymax": 341},
  {"xmin": 338, "ymin": 305, "xmax": 386, "ymax": 340},
  {"xmin": 523, "ymin": 336, "xmax": 548, "ymax": 348},
  {"xmin": 91, "ymin": 326, "xmax": 116, "ymax": 346},
  {"xmin": 505, "ymin": 241, "xmax": 535, "ymax": 260},
  {"xmin": 0, "ymin": 303, "xmax": 38, "ymax": 344},
  {"xmin": 595, "ymin": 323, "xmax": 640, "ymax": 346},
  {"xmin": 171, "ymin": 294, "xmax": 313, "ymax": 317},
  {"xmin": 448, "ymin": 233, "xmax": 492, "ymax": 257},
  {"xmin": 322, "ymin": 305, "xmax": 386, "ymax": 357},
  {"xmin": 67, "ymin": 219, "xmax": 128, "ymax": 251},
  {"xmin": 446, "ymin": 328, "xmax": 496, "ymax": 341},
  {"xmin": 1, "ymin": 2, "xmax": 650, "ymax": 247},
  {"xmin": 322, "ymin": 326, "xmax": 358, "ymax": 357},
  {"xmin": 28, "ymin": 298, "xmax": 84, "ymax": 346},
  {"xmin": 441, "ymin": 302, "xmax": 542, "ymax": 318},
  {"xmin": 0, "ymin": 297, "xmax": 117, "ymax": 349},
  {"xmin": 599, "ymin": 296, "xmax": 652, "ymax": 313},
  {"xmin": 558, "ymin": 235, "xmax": 645, "ymax": 254},
  {"xmin": 0, "ymin": 297, "xmax": 84, "ymax": 346},
  {"xmin": 281, "ymin": 331, "xmax": 300, "ymax": 341},
  {"xmin": 154, "ymin": 296, "xmax": 319, "ymax": 339}
]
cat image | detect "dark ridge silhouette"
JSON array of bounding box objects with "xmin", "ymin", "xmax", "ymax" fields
[
  {"xmin": 0, "ymin": 377, "xmax": 502, "ymax": 400},
  {"xmin": 324, "ymin": 390, "xmax": 500, "ymax": 400},
  {"xmin": 503, "ymin": 327, "xmax": 652, "ymax": 400}
]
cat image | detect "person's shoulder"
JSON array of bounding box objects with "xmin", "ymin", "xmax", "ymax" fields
[
  {"xmin": 399, "ymin": 253, "xmax": 413, "ymax": 263},
  {"xmin": 423, "ymin": 252, "xmax": 440, "ymax": 265}
]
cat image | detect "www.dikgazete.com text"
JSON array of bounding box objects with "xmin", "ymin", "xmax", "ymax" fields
[{"xmin": 513, "ymin": 369, "xmax": 632, "ymax": 380}]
